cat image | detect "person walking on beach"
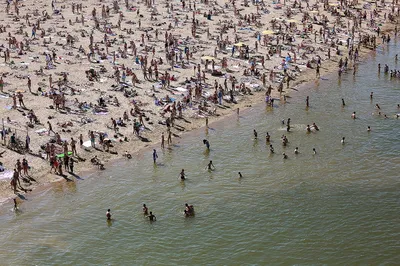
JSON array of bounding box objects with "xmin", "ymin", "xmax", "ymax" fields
[
  {"xmin": 0, "ymin": 76, "xmax": 4, "ymax": 93},
  {"xmin": 17, "ymin": 92, "xmax": 26, "ymax": 108},
  {"xmin": 11, "ymin": 169, "xmax": 21, "ymax": 193},
  {"xmin": 161, "ymin": 132, "xmax": 165, "ymax": 149},
  {"xmin": 70, "ymin": 138, "xmax": 77, "ymax": 155},
  {"xmin": 167, "ymin": 129, "xmax": 172, "ymax": 145},
  {"xmin": 27, "ymin": 77, "xmax": 32, "ymax": 93},
  {"xmin": 90, "ymin": 131, "xmax": 95, "ymax": 147},
  {"xmin": 69, "ymin": 159, "xmax": 74, "ymax": 173},
  {"xmin": 152, "ymin": 149, "xmax": 158, "ymax": 164}
]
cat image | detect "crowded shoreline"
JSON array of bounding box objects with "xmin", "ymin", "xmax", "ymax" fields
[{"xmin": 0, "ymin": 0, "xmax": 399, "ymax": 205}]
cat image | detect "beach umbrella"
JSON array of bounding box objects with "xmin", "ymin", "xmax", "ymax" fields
[
  {"xmin": 309, "ymin": 10, "xmax": 319, "ymax": 13},
  {"xmin": 329, "ymin": 3, "xmax": 339, "ymax": 6},
  {"xmin": 15, "ymin": 89, "xmax": 25, "ymax": 93},
  {"xmin": 234, "ymin": 42, "xmax": 246, "ymax": 47},
  {"xmin": 262, "ymin": 30, "xmax": 275, "ymax": 35},
  {"xmin": 287, "ymin": 19, "xmax": 298, "ymax": 23}
]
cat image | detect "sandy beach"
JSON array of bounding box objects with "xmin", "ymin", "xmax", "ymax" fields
[{"xmin": 0, "ymin": 0, "xmax": 398, "ymax": 203}]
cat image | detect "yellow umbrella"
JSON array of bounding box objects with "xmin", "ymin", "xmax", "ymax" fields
[
  {"xmin": 287, "ymin": 19, "xmax": 298, "ymax": 23},
  {"xmin": 234, "ymin": 42, "xmax": 246, "ymax": 47},
  {"xmin": 262, "ymin": 30, "xmax": 275, "ymax": 35},
  {"xmin": 15, "ymin": 89, "xmax": 25, "ymax": 93},
  {"xmin": 201, "ymin": 56, "xmax": 215, "ymax": 60}
]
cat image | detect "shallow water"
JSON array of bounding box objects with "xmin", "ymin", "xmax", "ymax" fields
[{"xmin": 0, "ymin": 43, "xmax": 399, "ymax": 265}]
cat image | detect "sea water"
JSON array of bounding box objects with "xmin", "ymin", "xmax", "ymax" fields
[{"xmin": 0, "ymin": 43, "xmax": 399, "ymax": 265}]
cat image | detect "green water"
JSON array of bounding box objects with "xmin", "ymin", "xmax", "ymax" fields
[{"xmin": 0, "ymin": 44, "xmax": 399, "ymax": 265}]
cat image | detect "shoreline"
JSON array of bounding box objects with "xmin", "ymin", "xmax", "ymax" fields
[
  {"xmin": 0, "ymin": 0, "xmax": 397, "ymax": 207},
  {"xmin": 0, "ymin": 35, "xmax": 392, "ymax": 209}
]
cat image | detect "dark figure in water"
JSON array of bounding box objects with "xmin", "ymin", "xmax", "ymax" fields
[{"xmin": 203, "ymin": 139, "xmax": 210, "ymax": 149}]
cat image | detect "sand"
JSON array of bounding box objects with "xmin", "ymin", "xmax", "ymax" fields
[{"xmin": 0, "ymin": 0, "xmax": 397, "ymax": 203}]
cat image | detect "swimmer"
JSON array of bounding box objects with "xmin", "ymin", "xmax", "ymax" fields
[
  {"xmin": 184, "ymin": 204, "xmax": 195, "ymax": 216},
  {"xmin": 106, "ymin": 209, "xmax": 112, "ymax": 220},
  {"xmin": 282, "ymin": 153, "xmax": 288, "ymax": 159},
  {"xmin": 253, "ymin": 129, "xmax": 258, "ymax": 139},
  {"xmin": 203, "ymin": 139, "xmax": 210, "ymax": 149},
  {"xmin": 341, "ymin": 137, "xmax": 345, "ymax": 144},
  {"xmin": 367, "ymin": 126, "xmax": 371, "ymax": 132},
  {"xmin": 148, "ymin": 211, "xmax": 156, "ymax": 221},
  {"xmin": 238, "ymin": 172, "xmax": 243, "ymax": 178},
  {"xmin": 179, "ymin": 169, "xmax": 186, "ymax": 180},
  {"xmin": 351, "ymin": 112, "xmax": 356, "ymax": 119},
  {"xmin": 294, "ymin": 147, "xmax": 299, "ymax": 154},
  {"xmin": 306, "ymin": 125, "xmax": 311, "ymax": 133},
  {"xmin": 313, "ymin": 148, "xmax": 317, "ymax": 155},
  {"xmin": 143, "ymin": 204, "xmax": 148, "ymax": 215},
  {"xmin": 269, "ymin": 144, "xmax": 274, "ymax": 153},
  {"xmin": 370, "ymin": 92, "xmax": 373, "ymax": 100},
  {"xmin": 206, "ymin": 160, "xmax": 215, "ymax": 170},
  {"xmin": 281, "ymin": 119, "xmax": 285, "ymax": 125},
  {"xmin": 375, "ymin": 104, "xmax": 381, "ymax": 110},
  {"xmin": 265, "ymin": 132, "xmax": 270, "ymax": 143},
  {"xmin": 312, "ymin": 123, "xmax": 319, "ymax": 131}
]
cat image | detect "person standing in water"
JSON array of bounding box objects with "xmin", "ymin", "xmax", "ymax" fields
[
  {"xmin": 203, "ymin": 139, "xmax": 210, "ymax": 149},
  {"xmin": 270, "ymin": 144, "xmax": 274, "ymax": 153},
  {"xmin": 206, "ymin": 160, "xmax": 215, "ymax": 170},
  {"xmin": 265, "ymin": 132, "xmax": 270, "ymax": 143},
  {"xmin": 143, "ymin": 204, "xmax": 148, "ymax": 215},
  {"xmin": 253, "ymin": 129, "xmax": 258, "ymax": 139},
  {"xmin": 238, "ymin": 172, "xmax": 243, "ymax": 178},
  {"xmin": 341, "ymin": 137, "xmax": 345, "ymax": 144},
  {"xmin": 179, "ymin": 169, "xmax": 186, "ymax": 180},
  {"xmin": 106, "ymin": 209, "xmax": 112, "ymax": 220},
  {"xmin": 148, "ymin": 211, "xmax": 156, "ymax": 221},
  {"xmin": 352, "ymin": 112, "xmax": 357, "ymax": 119},
  {"xmin": 152, "ymin": 149, "xmax": 158, "ymax": 164},
  {"xmin": 342, "ymin": 98, "xmax": 345, "ymax": 106},
  {"xmin": 313, "ymin": 148, "xmax": 317, "ymax": 155},
  {"xmin": 306, "ymin": 96, "xmax": 309, "ymax": 108},
  {"xmin": 161, "ymin": 132, "xmax": 165, "ymax": 149},
  {"xmin": 294, "ymin": 147, "xmax": 299, "ymax": 154}
]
